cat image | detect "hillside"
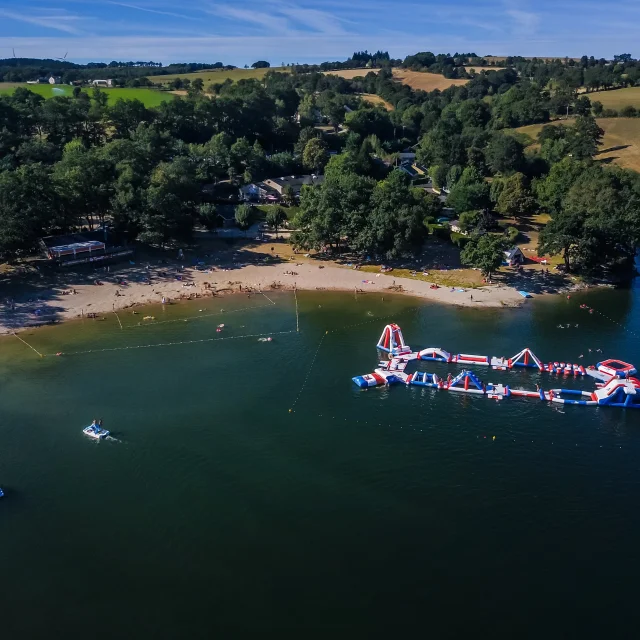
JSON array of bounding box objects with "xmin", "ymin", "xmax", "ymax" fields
[
  {"xmin": 391, "ymin": 69, "xmax": 468, "ymax": 91},
  {"xmin": 325, "ymin": 68, "xmax": 469, "ymax": 92},
  {"xmin": 360, "ymin": 93, "xmax": 394, "ymax": 111},
  {"xmin": 586, "ymin": 87, "xmax": 640, "ymax": 110},
  {"xmin": 513, "ymin": 118, "xmax": 640, "ymax": 173},
  {"xmin": 485, "ymin": 55, "xmax": 580, "ymax": 63},
  {"xmin": 146, "ymin": 67, "xmax": 286, "ymax": 85},
  {"xmin": 0, "ymin": 83, "xmax": 174, "ymax": 107}
]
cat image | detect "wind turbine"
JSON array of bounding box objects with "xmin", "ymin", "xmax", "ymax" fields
[{"xmin": 55, "ymin": 52, "xmax": 69, "ymax": 61}]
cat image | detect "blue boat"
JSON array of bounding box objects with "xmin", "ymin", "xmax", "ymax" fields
[
  {"xmin": 518, "ymin": 291, "xmax": 532, "ymax": 298},
  {"xmin": 0, "ymin": 488, "xmax": 4, "ymax": 498},
  {"xmin": 83, "ymin": 422, "xmax": 110, "ymax": 440}
]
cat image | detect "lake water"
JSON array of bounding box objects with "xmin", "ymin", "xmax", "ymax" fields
[{"xmin": 2, "ymin": 286, "xmax": 640, "ymax": 637}]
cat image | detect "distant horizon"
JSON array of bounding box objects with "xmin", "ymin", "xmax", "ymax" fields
[
  {"xmin": 0, "ymin": 53, "xmax": 600, "ymax": 68},
  {"xmin": 0, "ymin": 0, "xmax": 637, "ymax": 66}
]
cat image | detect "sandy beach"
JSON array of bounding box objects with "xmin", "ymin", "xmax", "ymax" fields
[{"xmin": 0, "ymin": 259, "xmax": 526, "ymax": 334}]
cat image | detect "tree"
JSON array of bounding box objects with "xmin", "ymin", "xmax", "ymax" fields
[
  {"xmin": 282, "ymin": 184, "xmax": 295, "ymax": 206},
  {"xmin": 192, "ymin": 78, "xmax": 204, "ymax": 93},
  {"xmin": 91, "ymin": 87, "xmax": 108, "ymax": 110},
  {"xmin": 302, "ymin": 137, "xmax": 329, "ymax": 173},
  {"xmin": 251, "ymin": 61, "xmax": 271, "ymax": 69},
  {"xmin": 266, "ymin": 206, "xmax": 286, "ymax": 237},
  {"xmin": 458, "ymin": 210, "xmax": 481, "ymax": 233},
  {"xmin": 446, "ymin": 164, "xmax": 463, "ymax": 189},
  {"xmin": 367, "ymin": 170, "xmax": 429, "ymax": 259},
  {"xmin": 467, "ymin": 146, "xmax": 487, "ymax": 175},
  {"xmin": 141, "ymin": 157, "xmax": 198, "ymax": 245},
  {"xmin": 297, "ymin": 94, "xmax": 318, "ymax": 125},
  {"xmin": 570, "ymin": 114, "xmax": 603, "ymax": 160},
  {"xmin": 293, "ymin": 169, "xmax": 375, "ymax": 253},
  {"xmin": 574, "ymin": 95, "xmax": 591, "ymax": 116},
  {"xmin": 294, "ymin": 126, "xmax": 319, "ymax": 156},
  {"xmin": 198, "ymin": 203, "xmax": 218, "ymax": 231},
  {"xmin": 460, "ymin": 233, "xmax": 507, "ymax": 278},
  {"xmin": 345, "ymin": 108, "xmax": 394, "ymax": 141},
  {"xmin": 234, "ymin": 203, "xmax": 252, "ymax": 234},
  {"xmin": 494, "ymin": 172, "xmax": 535, "ymax": 219},
  {"xmin": 534, "ymin": 157, "xmax": 588, "ymax": 215},
  {"xmin": 538, "ymin": 208, "xmax": 584, "ymax": 271},
  {"xmin": 107, "ymin": 99, "xmax": 150, "ymax": 139},
  {"xmin": 486, "ymin": 132, "xmax": 524, "ymax": 175},
  {"xmin": 447, "ymin": 167, "xmax": 490, "ymax": 214},
  {"xmin": 0, "ymin": 163, "xmax": 57, "ymax": 259},
  {"xmin": 52, "ymin": 139, "xmax": 115, "ymax": 230},
  {"xmin": 428, "ymin": 164, "xmax": 448, "ymax": 190}
]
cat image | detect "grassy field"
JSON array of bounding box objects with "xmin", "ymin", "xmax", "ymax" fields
[
  {"xmin": 146, "ymin": 67, "xmax": 286, "ymax": 85},
  {"xmin": 360, "ymin": 93, "xmax": 394, "ymax": 110},
  {"xmin": 464, "ymin": 66, "xmax": 506, "ymax": 73},
  {"xmin": 254, "ymin": 204, "xmax": 299, "ymax": 221},
  {"xmin": 358, "ymin": 264, "xmax": 484, "ymax": 288},
  {"xmin": 390, "ymin": 69, "xmax": 468, "ymax": 91},
  {"xmin": 324, "ymin": 68, "xmax": 469, "ymax": 92},
  {"xmin": 0, "ymin": 83, "xmax": 174, "ymax": 107},
  {"xmin": 586, "ymin": 87, "xmax": 640, "ymax": 110},
  {"xmin": 513, "ymin": 117, "xmax": 640, "ymax": 173},
  {"xmin": 323, "ymin": 68, "xmax": 381, "ymax": 80}
]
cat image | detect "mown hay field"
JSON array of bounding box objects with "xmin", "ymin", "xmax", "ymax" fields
[
  {"xmin": 587, "ymin": 87, "xmax": 640, "ymax": 110},
  {"xmin": 464, "ymin": 66, "xmax": 506, "ymax": 73},
  {"xmin": 146, "ymin": 67, "xmax": 286, "ymax": 85},
  {"xmin": 324, "ymin": 68, "xmax": 468, "ymax": 92},
  {"xmin": 360, "ymin": 93, "xmax": 394, "ymax": 110},
  {"xmin": 323, "ymin": 68, "xmax": 381, "ymax": 80},
  {"xmin": 513, "ymin": 117, "xmax": 640, "ymax": 173},
  {"xmin": 390, "ymin": 69, "xmax": 468, "ymax": 91}
]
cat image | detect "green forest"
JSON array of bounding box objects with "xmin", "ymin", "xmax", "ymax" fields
[{"xmin": 2, "ymin": 51, "xmax": 640, "ymax": 277}]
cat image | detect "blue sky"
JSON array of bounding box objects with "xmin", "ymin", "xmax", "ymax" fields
[{"xmin": 0, "ymin": 0, "xmax": 638, "ymax": 65}]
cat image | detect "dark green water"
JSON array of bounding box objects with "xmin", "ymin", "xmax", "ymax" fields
[{"xmin": 2, "ymin": 287, "xmax": 640, "ymax": 638}]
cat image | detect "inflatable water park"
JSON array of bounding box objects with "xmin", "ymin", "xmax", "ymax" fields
[{"xmin": 352, "ymin": 324, "xmax": 640, "ymax": 409}]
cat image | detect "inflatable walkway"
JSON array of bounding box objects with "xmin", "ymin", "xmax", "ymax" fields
[{"xmin": 352, "ymin": 324, "xmax": 640, "ymax": 409}]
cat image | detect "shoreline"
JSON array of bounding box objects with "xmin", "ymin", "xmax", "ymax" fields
[{"xmin": 0, "ymin": 262, "xmax": 533, "ymax": 335}]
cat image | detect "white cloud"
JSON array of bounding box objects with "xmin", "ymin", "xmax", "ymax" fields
[
  {"xmin": 506, "ymin": 8, "xmax": 540, "ymax": 34},
  {"xmin": 0, "ymin": 8, "xmax": 84, "ymax": 34},
  {"xmin": 208, "ymin": 5, "xmax": 290, "ymax": 34},
  {"xmin": 104, "ymin": 2, "xmax": 199, "ymax": 21},
  {"xmin": 274, "ymin": 3, "xmax": 348, "ymax": 35},
  {"xmin": 209, "ymin": 2, "xmax": 349, "ymax": 36}
]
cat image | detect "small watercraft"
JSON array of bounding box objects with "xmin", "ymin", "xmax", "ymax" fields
[
  {"xmin": 258, "ymin": 337, "xmax": 273, "ymax": 342},
  {"xmin": 0, "ymin": 488, "xmax": 4, "ymax": 498},
  {"xmin": 83, "ymin": 423, "xmax": 110, "ymax": 440}
]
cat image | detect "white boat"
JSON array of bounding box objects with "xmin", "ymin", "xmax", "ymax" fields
[{"xmin": 83, "ymin": 424, "xmax": 110, "ymax": 440}]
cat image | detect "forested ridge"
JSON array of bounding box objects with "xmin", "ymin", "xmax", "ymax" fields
[{"xmin": 1, "ymin": 51, "xmax": 640, "ymax": 276}]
